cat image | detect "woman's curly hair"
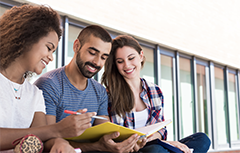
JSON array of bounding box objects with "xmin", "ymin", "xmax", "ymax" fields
[{"xmin": 0, "ymin": 4, "xmax": 62, "ymax": 70}]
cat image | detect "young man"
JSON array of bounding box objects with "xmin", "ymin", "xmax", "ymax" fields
[{"xmin": 35, "ymin": 25, "xmax": 140, "ymax": 152}]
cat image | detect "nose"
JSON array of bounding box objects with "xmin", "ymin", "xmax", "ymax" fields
[
  {"xmin": 92, "ymin": 56, "xmax": 101, "ymax": 67},
  {"xmin": 48, "ymin": 52, "xmax": 54, "ymax": 61},
  {"xmin": 124, "ymin": 60, "xmax": 130, "ymax": 68}
]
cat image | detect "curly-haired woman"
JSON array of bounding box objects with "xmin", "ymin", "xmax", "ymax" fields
[{"xmin": 0, "ymin": 4, "xmax": 95, "ymax": 152}]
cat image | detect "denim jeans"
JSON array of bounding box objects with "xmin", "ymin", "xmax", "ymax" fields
[{"xmin": 139, "ymin": 132, "xmax": 211, "ymax": 153}]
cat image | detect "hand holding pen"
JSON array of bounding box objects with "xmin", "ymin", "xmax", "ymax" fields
[{"xmin": 56, "ymin": 108, "xmax": 97, "ymax": 138}]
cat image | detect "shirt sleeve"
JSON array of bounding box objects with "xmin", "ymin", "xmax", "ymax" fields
[
  {"xmin": 34, "ymin": 77, "xmax": 59, "ymax": 116},
  {"xmin": 96, "ymin": 86, "xmax": 109, "ymax": 116},
  {"xmin": 157, "ymin": 87, "xmax": 168, "ymax": 140},
  {"xmin": 34, "ymin": 89, "xmax": 46, "ymax": 114},
  {"xmin": 158, "ymin": 127, "xmax": 167, "ymax": 140}
]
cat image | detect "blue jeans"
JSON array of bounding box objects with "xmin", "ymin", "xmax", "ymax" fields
[{"xmin": 139, "ymin": 132, "xmax": 211, "ymax": 153}]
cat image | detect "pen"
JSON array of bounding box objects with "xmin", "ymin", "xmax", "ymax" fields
[{"xmin": 64, "ymin": 110, "xmax": 108, "ymax": 120}]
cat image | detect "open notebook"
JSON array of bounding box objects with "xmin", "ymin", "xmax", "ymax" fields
[{"xmin": 65, "ymin": 119, "xmax": 172, "ymax": 142}]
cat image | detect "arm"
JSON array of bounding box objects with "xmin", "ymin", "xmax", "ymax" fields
[
  {"xmin": 93, "ymin": 115, "xmax": 109, "ymax": 125},
  {"xmin": 49, "ymin": 111, "xmax": 139, "ymax": 153},
  {"xmin": 44, "ymin": 138, "xmax": 76, "ymax": 152},
  {"xmin": 162, "ymin": 141, "xmax": 191, "ymax": 153},
  {"xmin": 0, "ymin": 112, "xmax": 49, "ymax": 150},
  {"xmin": 0, "ymin": 111, "xmax": 96, "ymax": 150},
  {"xmin": 69, "ymin": 132, "xmax": 140, "ymax": 153}
]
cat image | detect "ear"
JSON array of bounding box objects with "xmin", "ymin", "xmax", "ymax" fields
[
  {"xmin": 140, "ymin": 51, "xmax": 144, "ymax": 62},
  {"xmin": 73, "ymin": 39, "xmax": 81, "ymax": 53}
]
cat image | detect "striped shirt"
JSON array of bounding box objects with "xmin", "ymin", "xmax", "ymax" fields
[
  {"xmin": 109, "ymin": 78, "xmax": 167, "ymax": 140},
  {"xmin": 34, "ymin": 66, "xmax": 108, "ymax": 124}
]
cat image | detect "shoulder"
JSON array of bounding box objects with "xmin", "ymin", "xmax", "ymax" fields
[
  {"xmin": 141, "ymin": 78, "xmax": 163, "ymax": 96},
  {"xmin": 89, "ymin": 78, "xmax": 106, "ymax": 91},
  {"xmin": 25, "ymin": 80, "xmax": 43, "ymax": 96},
  {"xmin": 88, "ymin": 78, "xmax": 108, "ymax": 98},
  {"xmin": 34, "ymin": 67, "xmax": 64, "ymax": 88},
  {"xmin": 141, "ymin": 78, "xmax": 161, "ymax": 90}
]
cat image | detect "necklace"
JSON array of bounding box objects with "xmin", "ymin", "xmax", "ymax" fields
[{"xmin": 8, "ymin": 81, "xmax": 22, "ymax": 100}]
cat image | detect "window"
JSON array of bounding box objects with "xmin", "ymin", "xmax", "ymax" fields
[
  {"xmin": 214, "ymin": 66, "xmax": 228, "ymax": 145},
  {"xmin": 0, "ymin": 5, "xmax": 9, "ymax": 16},
  {"xmin": 140, "ymin": 46, "xmax": 154, "ymax": 83},
  {"xmin": 179, "ymin": 57, "xmax": 194, "ymax": 138},
  {"xmin": 160, "ymin": 54, "xmax": 175, "ymax": 140},
  {"xmin": 66, "ymin": 25, "xmax": 83, "ymax": 65},
  {"xmin": 196, "ymin": 64, "xmax": 209, "ymax": 135},
  {"xmin": 228, "ymin": 72, "xmax": 239, "ymax": 142}
]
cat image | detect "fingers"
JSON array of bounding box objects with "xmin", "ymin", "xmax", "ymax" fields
[
  {"xmin": 120, "ymin": 134, "xmax": 140, "ymax": 152},
  {"xmin": 58, "ymin": 111, "xmax": 97, "ymax": 137},
  {"xmin": 133, "ymin": 137, "xmax": 147, "ymax": 152},
  {"xmin": 168, "ymin": 141, "xmax": 191, "ymax": 153},
  {"xmin": 76, "ymin": 108, "xmax": 88, "ymax": 114},
  {"xmin": 103, "ymin": 133, "xmax": 140, "ymax": 153},
  {"xmin": 137, "ymin": 137, "xmax": 147, "ymax": 147},
  {"xmin": 103, "ymin": 132, "xmax": 120, "ymax": 140},
  {"xmin": 178, "ymin": 144, "xmax": 190, "ymax": 153},
  {"xmin": 177, "ymin": 143, "xmax": 190, "ymax": 153}
]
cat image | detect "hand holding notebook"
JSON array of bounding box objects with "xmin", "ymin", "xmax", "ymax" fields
[{"xmin": 65, "ymin": 119, "xmax": 172, "ymax": 142}]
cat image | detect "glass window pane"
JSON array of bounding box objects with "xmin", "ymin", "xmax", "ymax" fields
[
  {"xmin": 196, "ymin": 64, "xmax": 209, "ymax": 135},
  {"xmin": 179, "ymin": 57, "xmax": 194, "ymax": 138},
  {"xmin": 67, "ymin": 25, "xmax": 83, "ymax": 65},
  {"xmin": 140, "ymin": 46, "xmax": 154, "ymax": 83},
  {"xmin": 0, "ymin": 5, "xmax": 9, "ymax": 16},
  {"xmin": 160, "ymin": 54, "xmax": 175, "ymax": 141},
  {"xmin": 228, "ymin": 73, "xmax": 239, "ymax": 141},
  {"xmin": 214, "ymin": 67, "xmax": 228, "ymax": 145}
]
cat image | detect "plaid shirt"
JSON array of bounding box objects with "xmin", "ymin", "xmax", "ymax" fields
[{"xmin": 108, "ymin": 78, "xmax": 167, "ymax": 140}]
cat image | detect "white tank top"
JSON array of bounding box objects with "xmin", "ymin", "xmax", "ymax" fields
[{"xmin": 133, "ymin": 108, "xmax": 148, "ymax": 129}]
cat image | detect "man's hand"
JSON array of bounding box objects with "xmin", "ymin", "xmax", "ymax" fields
[
  {"xmin": 56, "ymin": 109, "xmax": 96, "ymax": 138},
  {"xmin": 96, "ymin": 132, "xmax": 140, "ymax": 153}
]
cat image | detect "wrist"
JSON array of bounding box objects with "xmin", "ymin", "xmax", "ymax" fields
[
  {"xmin": 74, "ymin": 141, "xmax": 102, "ymax": 152},
  {"xmin": 49, "ymin": 122, "xmax": 62, "ymax": 138}
]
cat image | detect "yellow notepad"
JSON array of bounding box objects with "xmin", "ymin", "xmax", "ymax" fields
[{"xmin": 65, "ymin": 119, "xmax": 172, "ymax": 142}]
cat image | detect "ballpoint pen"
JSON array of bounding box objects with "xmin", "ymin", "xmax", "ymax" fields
[{"xmin": 64, "ymin": 110, "xmax": 108, "ymax": 120}]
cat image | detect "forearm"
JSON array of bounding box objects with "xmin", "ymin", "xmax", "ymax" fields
[
  {"xmin": 0, "ymin": 125, "xmax": 60, "ymax": 150},
  {"xmin": 44, "ymin": 138, "xmax": 57, "ymax": 151},
  {"xmin": 147, "ymin": 132, "xmax": 162, "ymax": 142},
  {"xmin": 69, "ymin": 141, "xmax": 102, "ymax": 152}
]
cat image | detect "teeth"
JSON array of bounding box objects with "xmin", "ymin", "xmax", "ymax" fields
[
  {"xmin": 41, "ymin": 60, "xmax": 47, "ymax": 66},
  {"xmin": 88, "ymin": 65, "xmax": 96, "ymax": 71},
  {"xmin": 125, "ymin": 69, "xmax": 134, "ymax": 73}
]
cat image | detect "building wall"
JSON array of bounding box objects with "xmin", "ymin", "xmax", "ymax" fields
[
  {"xmin": 1, "ymin": 0, "xmax": 240, "ymax": 152},
  {"xmin": 14, "ymin": 0, "xmax": 240, "ymax": 69}
]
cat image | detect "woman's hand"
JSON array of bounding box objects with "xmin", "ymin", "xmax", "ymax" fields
[
  {"xmin": 49, "ymin": 138, "xmax": 76, "ymax": 153},
  {"xmin": 131, "ymin": 137, "xmax": 147, "ymax": 152},
  {"xmin": 164, "ymin": 141, "xmax": 191, "ymax": 153}
]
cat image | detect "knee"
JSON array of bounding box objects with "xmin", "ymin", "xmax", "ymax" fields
[{"xmin": 196, "ymin": 132, "xmax": 211, "ymax": 148}]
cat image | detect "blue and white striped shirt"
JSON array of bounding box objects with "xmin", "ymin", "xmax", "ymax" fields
[{"xmin": 34, "ymin": 66, "xmax": 108, "ymax": 124}]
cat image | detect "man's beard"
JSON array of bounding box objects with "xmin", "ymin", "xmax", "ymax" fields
[{"xmin": 76, "ymin": 51, "xmax": 101, "ymax": 78}]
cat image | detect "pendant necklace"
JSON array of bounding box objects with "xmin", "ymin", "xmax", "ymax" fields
[{"xmin": 8, "ymin": 81, "xmax": 22, "ymax": 100}]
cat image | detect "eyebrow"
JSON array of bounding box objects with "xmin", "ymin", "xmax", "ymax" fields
[
  {"xmin": 89, "ymin": 47, "xmax": 109, "ymax": 57},
  {"xmin": 48, "ymin": 42, "xmax": 55, "ymax": 49},
  {"xmin": 116, "ymin": 53, "xmax": 135, "ymax": 60}
]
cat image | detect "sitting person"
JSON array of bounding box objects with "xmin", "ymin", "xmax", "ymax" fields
[
  {"xmin": 0, "ymin": 4, "xmax": 96, "ymax": 152},
  {"xmin": 101, "ymin": 35, "xmax": 211, "ymax": 153},
  {"xmin": 34, "ymin": 25, "xmax": 140, "ymax": 152}
]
